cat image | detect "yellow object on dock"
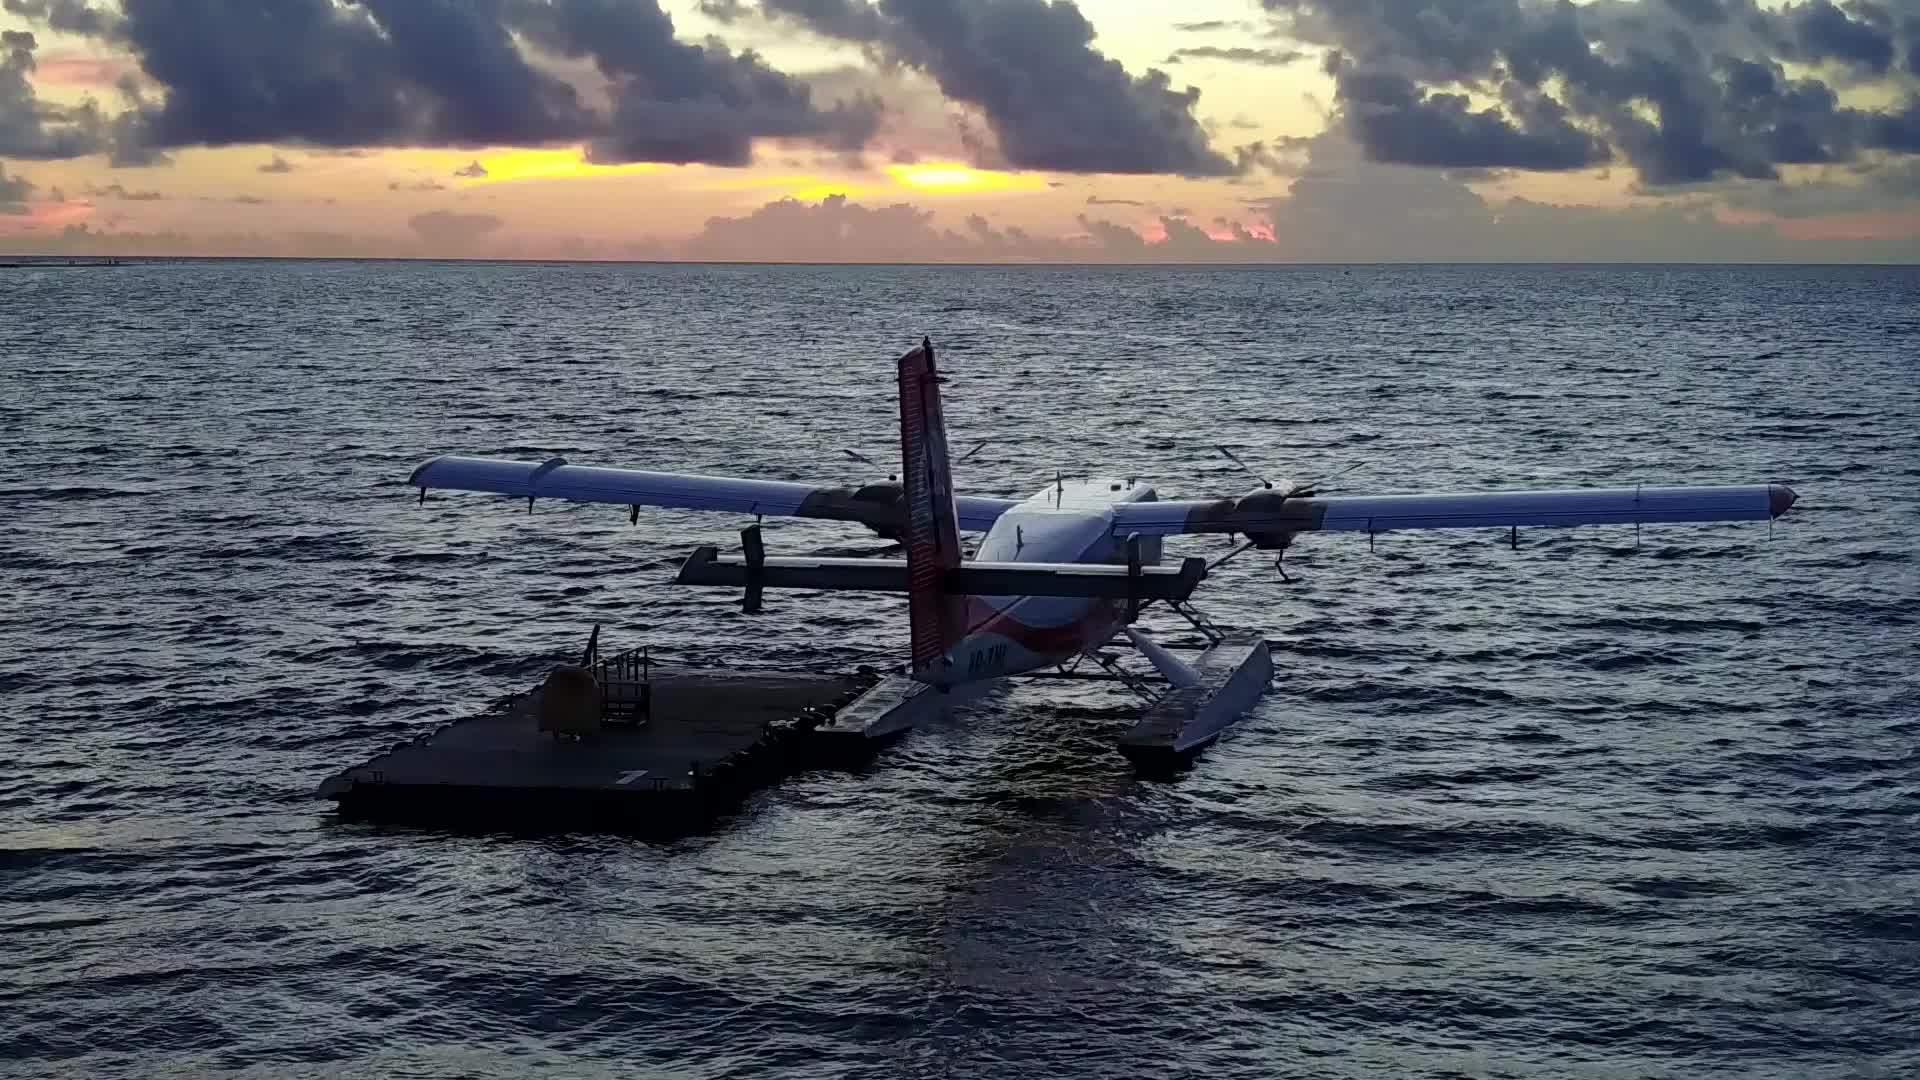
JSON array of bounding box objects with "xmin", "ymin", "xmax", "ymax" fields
[{"xmin": 538, "ymin": 666, "xmax": 602, "ymax": 738}]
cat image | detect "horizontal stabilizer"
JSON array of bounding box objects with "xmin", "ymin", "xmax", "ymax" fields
[{"xmin": 676, "ymin": 550, "xmax": 1207, "ymax": 603}]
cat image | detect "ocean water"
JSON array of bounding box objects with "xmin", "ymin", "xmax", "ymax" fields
[{"xmin": 2, "ymin": 261, "xmax": 1916, "ymax": 1079}]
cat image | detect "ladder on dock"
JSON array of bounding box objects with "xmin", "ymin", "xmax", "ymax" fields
[
  {"xmin": 583, "ymin": 625, "xmax": 652, "ymax": 727},
  {"xmin": 597, "ymin": 648, "xmax": 653, "ymax": 726}
]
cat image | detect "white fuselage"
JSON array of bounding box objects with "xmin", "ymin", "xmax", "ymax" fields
[{"xmin": 925, "ymin": 479, "xmax": 1163, "ymax": 687}]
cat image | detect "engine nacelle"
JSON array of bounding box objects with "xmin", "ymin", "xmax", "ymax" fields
[
  {"xmin": 1234, "ymin": 487, "xmax": 1298, "ymax": 550},
  {"xmin": 852, "ymin": 480, "xmax": 905, "ymax": 540}
]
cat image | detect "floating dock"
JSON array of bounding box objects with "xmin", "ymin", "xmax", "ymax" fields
[
  {"xmin": 318, "ymin": 626, "xmax": 1276, "ymax": 832},
  {"xmin": 318, "ymin": 658, "xmax": 880, "ymax": 835}
]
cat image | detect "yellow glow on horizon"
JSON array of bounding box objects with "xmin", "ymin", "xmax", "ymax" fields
[
  {"xmin": 786, "ymin": 183, "xmax": 882, "ymax": 201},
  {"xmin": 453, "ymin": 149, "xmax": 664, "ymax": 185},
  {"xmin": 886, "ymin": 162, "xmax": 1049, "ymax": 194}
]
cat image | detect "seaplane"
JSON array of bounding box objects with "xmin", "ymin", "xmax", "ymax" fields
[{"xmin": 408, "ymin": 339, "xmax": 1799, "ymax": 769}]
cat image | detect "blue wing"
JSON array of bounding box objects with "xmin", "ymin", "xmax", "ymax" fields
[
  {"xmin": 409, "ymin": 455, "xmax": 1019, "ymax": 533},
  {"xmin": 1111, "ymin": 484, "xmax": 1798, "ymax": 538}
]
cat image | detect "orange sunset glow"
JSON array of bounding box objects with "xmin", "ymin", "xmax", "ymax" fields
[{"xmin": 0, "ymin": 0, "xmax": 1914, "ymax": 261}]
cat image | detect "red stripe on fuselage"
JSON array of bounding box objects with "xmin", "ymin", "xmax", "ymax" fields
[{"xmin": 962, "ymin": 597, "xmax": 1123, "ymax": 662}]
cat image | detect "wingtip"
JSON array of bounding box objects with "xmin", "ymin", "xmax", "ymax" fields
[
  {"xmin": 407, "ymin": 456, "xmax": 443, "ymax": 487},
  {"xmin": 1769, "ymin": 484, "xmax": 1798, "ymax": 517}
]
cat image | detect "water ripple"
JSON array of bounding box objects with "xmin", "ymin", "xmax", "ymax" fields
[{"xmin": 2, "ymin": 262, "xmax": 1916, "ymax": 1079}]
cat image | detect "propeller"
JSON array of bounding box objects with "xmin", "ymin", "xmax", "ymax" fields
[
  {"xmin": 843, "ymin": 439, "xmax": 988, "ymax": 471},
  {"xmin": 1290, "ymin": 461, "xmax": 1365, "ymax": 498},
  {"xmin": 1214, "ymin": 447, "xmax": 1365, "ymax": 583},
  {"xmin": 1215, "ymin": 445, "xmax": 1362, "ymax": 497},
  {"xmin": 1215, "ymin": 445, "xmax": 1275, "ymax": 490},
  {"xmin": 841, "ymin": 448, "xmax": 892, "ymax": 475},
  {"xmin": 817, "ymin": 440, "xmax": 988, "ymax": 557}
]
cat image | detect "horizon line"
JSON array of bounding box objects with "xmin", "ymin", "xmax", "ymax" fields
[{"xmin": 3, "ymin": 255, "xmax": 1917, "ymax": 268}]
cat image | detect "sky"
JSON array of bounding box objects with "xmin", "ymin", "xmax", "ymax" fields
[{"xmin": 1, "ymin": 0, "xmax": 1917, "ymax": 262}]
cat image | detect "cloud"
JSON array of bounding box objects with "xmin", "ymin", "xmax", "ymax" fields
[
  {"xmin": 1716, "ymin": 159, "xmax": 1920, "ymax": 218},
  {"xmin": 1087, "ymin": 195, "xmax": 1146, "ymax": 206},
  {"xmin": 1166, "ymin": 46, "xmax": 1306, "ymax": 68},
  {"xmin": 0, "ymin": 160, "xmax": 32, "ymax": 212},
  {"xmin": 755, "ymin": 0, "xmax": 1235, "ymax": 176},
  {"xmin": 1, "ymin": 29, "xmax": 109, "ymax": 159},
  {"xmin": 453, "ymin": 160, "xmax": 489, "ymax": 178},
  {"xmin": 1255, "ymin": 130, "xmax": 1917, "ymax": 261},
  {"xmin": 83, "ymin": 181, "xmax": 163, "ymax": 200},
  {"xmin": 6, "ymin": 0, "xmax": 881, "ymax": 167},
  {"xmin": 11, "ymin": 172, "xmax": 1913, "ymax": 261},
  {"xmin": 680, "ymin": 191, "xmax": 1284, "ymax": 261},
  {"xmin": 389, "ymin": 178, "xmax": 449, "ymax": 192},
  {"xmin": 258, "ymin": 154, "xmax": 295, "ymax": 174},
  {"xmin": 685, "ymin": 193, "xmax": 946, "ymax": 260},
  {"xmin": 1261, "ymin": 0, "xmax": 1920, "ymax": 187},
  {"xmin": 409, "ymin": 209, "xmax": 505, "ymax": 246}
]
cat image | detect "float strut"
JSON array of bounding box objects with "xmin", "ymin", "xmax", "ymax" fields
[
  {"xmin": 741, "ymin": 524, "xmax": 766, "ymax": 615},
  {"xmin": 1124, "ymin": 532, "xmax": 1144, "ymax": 624}
]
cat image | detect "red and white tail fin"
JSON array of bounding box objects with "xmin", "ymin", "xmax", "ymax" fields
[{"xmin": 897, "ymin": 338, "xmax": 964, "ymax": 680}]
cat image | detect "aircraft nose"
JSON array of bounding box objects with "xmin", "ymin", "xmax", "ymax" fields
[{"xmin": 1768, "ymin": 484, "xmax": 1798, "ymax": 517}]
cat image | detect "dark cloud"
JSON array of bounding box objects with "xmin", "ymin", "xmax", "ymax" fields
[
  {"xmin": 389, "ymin": 178, "xmax": 449, "ymax": 192},
  {"xmin": 453, "ymin": 160, "xmax": 488, "ymax": 178},
  {"xmin": 97, "ymin": 0, "xmax": 589, "ymax": 155},
  {"xmin": 757, "ymin": 0, "xmax": 1235, "ymax": 176},
  {"xmin": 1872, "ymin": 99, "xmax": 1920, "ymax": 151},
  {"xmin": 505, "ymin": 0, "xmax": 883, "ymax": 165},
  {"xmin": 10, "ymin": 0, "xmax": 880, "ymax": 167},
  {"xmin": 0, "ymin": 160, "xmax": 32, "ymax": 212},
  {"xmin": 1231, "ymin": 138, "xmax": 1314, "ymax": 176},
  {"xmin": 1333, "ymin": 63, "xmax": 1609, "ymax": 171},
  {"xmin": 1261, "ymin": 0, "xmax": 1920, "ymax": 186},
  {"xmin": 409, "ymin": 209, "xmax": 505, "ymax": 246},
  {"xmin": 1087, "ymin": 195, "xmax": 1146, "ymax": 206},
  {"xmin": 1788, "ymin": 0, "xmax": 1896, "ymax": 73},
  {"xmin": 1174, "ymin": 20, "xmax": 1253, "ymax": 33},
  {"xmin": 696, "ymin": 0, "xmax": 753, "ymax": 20},
  {"xmin": 258, "ymin": 153, "xmax": 295, "ymax": 174},
  {"xmin": 1, "ymin": 29, "xmax": 108, "ymax": 159},
  {"xmin": 1, "ymin": 0, "xmax": 119, "ymax": 37},
  {"xmin": 1166, "ymin": 46, "xmax": 1306, "ymax": 67}
]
